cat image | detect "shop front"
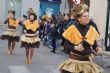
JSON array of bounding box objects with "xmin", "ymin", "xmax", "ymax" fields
[{"xmin": 39, "ymin": 0, "xmax": 61, "ymax": 17}]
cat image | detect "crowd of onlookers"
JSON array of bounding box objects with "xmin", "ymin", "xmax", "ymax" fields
[{"xmin": 37, "ymin": 12, "xmax": 77, "ymax": 53}]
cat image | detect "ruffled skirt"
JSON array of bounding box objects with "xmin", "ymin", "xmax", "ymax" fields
[
  {"xmin": 58, "ymin": 59, "xmax": 103, "ymax": 73},
  {"xmin": 1, "ymin": 29, "xmax": 20, "ymax": 42},
  {"xmin": 21, "ymin": 33, "xmax": 40, "ymax": 48}
]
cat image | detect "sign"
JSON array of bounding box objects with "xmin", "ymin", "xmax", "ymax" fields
[
  {"xmin": 72, "ymin": 0, "xmax": 81, "ymax": 4},
  {"xmin": 46, "ymin": 8, "xmax": 53, "ymax": 18}
]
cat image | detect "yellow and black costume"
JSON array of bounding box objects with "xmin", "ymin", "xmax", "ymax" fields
[
  {"xmin": 1, "ymin": 18, "xmax": 20, "ymax": 42},
  {"xmin": 21, "ymin": 19, "xmax": 40, "ymax": 48},
  {"xmin": 59, "ymin": 24, "xmax": 103, "ymax": 73}
]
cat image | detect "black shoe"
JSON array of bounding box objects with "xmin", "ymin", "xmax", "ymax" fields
[
  {"xmin": 50, "ymin": 50, "xmax": 55, "ymax": 53},
  {"xmin": 61, "ymin": 49, "xmax": 65, "ymax": 52},
  {"xmin": 107, "ymin": 66, "xmax": 110, "ymax": 68}
]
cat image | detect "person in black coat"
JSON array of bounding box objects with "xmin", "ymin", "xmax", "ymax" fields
[{"xmin": 50, "ymin": 23, "xmax": 59, "ymax": 53}]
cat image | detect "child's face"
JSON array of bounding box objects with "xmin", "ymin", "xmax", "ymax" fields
[
  {"xmin": 8, "ymin": 13, "xmax": 14, "ymax": 18},
  {"xmin": 29, "ymin": 15, "xmax": 34, "ymax": 21}
]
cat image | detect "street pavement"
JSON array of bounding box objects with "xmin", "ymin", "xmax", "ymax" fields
[{"xmin": 0, "ymin": 25, "xmax": 109, "ymax": 73}]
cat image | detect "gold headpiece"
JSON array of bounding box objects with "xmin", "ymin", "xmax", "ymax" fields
[{"xmin": 73, "ymin": 4, "xmax": 88, "ymax": 15}]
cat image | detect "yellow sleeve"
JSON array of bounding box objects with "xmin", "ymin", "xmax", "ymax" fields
[
  {"xmin": 24, "ymin": 20, "xmax": 31, "ymax": 30},
  {"xmin": 63, "ymin": 25, "xmax": 75, "ymax": 44},
  {"xmin": 14, "ymin": 19, "xmax": 19, "ymax": 27},
  {"xmin": 92, "ymin": 27, "xmax": 100, "ymax": 40},
  {"xmin": 31, "ymin": 21, "xmax": 39, "ymax": 32}
]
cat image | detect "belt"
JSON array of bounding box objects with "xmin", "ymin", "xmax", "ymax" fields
[
  {"xmin": 25, "ymin": 33, "xmax": 36, "ymax": 37},
  {"xmin": 69, "ymin": 54, "xmax": 89, "ymax": 61},
  {"xmin": 7, "ymin": 29, "xmax": 16, "ymax": 31}
]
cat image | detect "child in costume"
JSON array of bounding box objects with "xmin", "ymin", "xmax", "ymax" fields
[
  {"xmin": 1, "ymin": 10, "xmax": 20, "ymax": 54},
  {"xmin": 21, "ymin": 13, "xmax": 40, "ymax": 64}
]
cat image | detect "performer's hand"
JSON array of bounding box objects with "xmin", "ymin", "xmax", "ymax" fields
[
  {"xmin": 74, "ymin": 44, "xmax": 84, "ymax": 51},
  {"xmin": 96, "ymin": 47, "xmax": 102, "ymax": 54}
]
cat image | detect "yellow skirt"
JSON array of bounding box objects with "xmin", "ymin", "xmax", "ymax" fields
[{"xmin": 58, "ymin": 59, "xmax": 103, "ymax": 73}]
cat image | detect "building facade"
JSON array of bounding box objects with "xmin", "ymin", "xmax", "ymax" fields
[
  {"xmin": 0, "ymin": 0, "xmax": 70, "ymax": 20},
  {"xmin": 89, "ymin": 0, "xmax": 109, "ymax": 50},
  {"xmin": 39, "ymin": 0, "xmax": 61, "ymax": 17},
  {"xmin": 0, "ymin": 0, "xmax": 40, "ymax": 20}
]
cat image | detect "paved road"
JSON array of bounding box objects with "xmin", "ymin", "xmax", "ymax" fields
[{"xmin": 0, "ymin": 39, "xmax": 67, "ymax": 73}]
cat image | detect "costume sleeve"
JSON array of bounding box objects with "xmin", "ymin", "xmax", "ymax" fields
[
  {"xmin": 18, "ymin": 21, "xmax": 23, "ymax": 26},
  {"xmin": 92, "ymin": 40, "xmax": 98, "ymax": 51},
  {"xmin": 63, "ymin": 25, "xmax": 75, "ymax": 44},
  {"xmin": 89, "ymin": 21, "xmax": 100, "ymax": 34},
  {"xmin": 4, "ymin": 19, "xmax": 9, "ymax": 24},
  {"xmin": 64, "ymin": 40, "xmax": 75, "ymax": 52},
  {"xmin": 32, "ymin": 21, "xmax": 40, "ymax": 32},
  {"xmin": 92, "ymin": 27, "xmax": 100, "ymax": 40}
]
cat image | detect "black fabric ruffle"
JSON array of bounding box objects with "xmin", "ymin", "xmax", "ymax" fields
[
  {"xmin": 1, "ymin": 35, "xmax": 20, "ymax": 42},
  {"xmin": 21, "ymin": 41, "xmax": 40, "ymax": 48}
]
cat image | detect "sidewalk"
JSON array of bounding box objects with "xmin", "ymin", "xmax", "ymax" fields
[{"xmin": 102, "ymin": 51, "xmax": 110, "ymax": 56}]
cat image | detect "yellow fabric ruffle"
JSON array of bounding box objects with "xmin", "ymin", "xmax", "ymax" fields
[
  {"xmin": 2, "ymin": 29, "xmax": 18, "ymax": 37},
  {"xmin": 9, "ymin": 18, "xmax": 19, "ymax": 27},
  {"xmin": 21, "ymin": 35, "xmax": 40, "ymax": 44},
  {"xmin": 63, "ymin": 25, "xmax": 100, "ymax": 45},
  {"xmin": 24, "ymin": 20, "xmax": 39, "ymax": 32},
  {"xmin": 58, "ymin": 59, "xmax": 103, "ymax": 73}
]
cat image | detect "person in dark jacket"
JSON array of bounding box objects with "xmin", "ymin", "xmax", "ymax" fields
[
  {"xmin": 21, "ymin": 13, "xmax": 40, "ymax": 64},
  {"xmin": 50, "ymin": 22, "xmax": 58, "ymax": 53}
]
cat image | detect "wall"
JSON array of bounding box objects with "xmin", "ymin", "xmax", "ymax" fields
[
  {"xmin": 21, "ymin": 0, "xmax": 40, "ymax": 19},
  {"xmin": 0, "ymin": 0, "xmax": 7, "ymax": 21},
  {"xmin": 89, "ymin": 0, "xmax": 107, "ymax": 40},
  {"xmin": 60, "ymin": 0, "xmax": 69, "ymax": 14},
  {"xmin": 0, "ymin": 0, "xmax": 69, "ymax": 20}
]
